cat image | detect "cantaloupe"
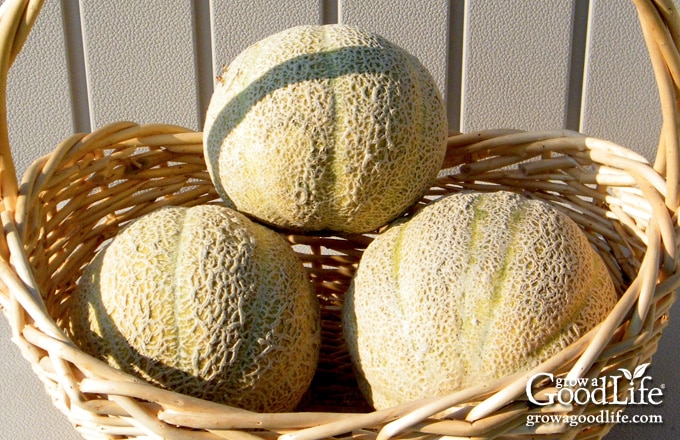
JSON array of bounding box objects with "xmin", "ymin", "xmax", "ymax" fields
[
  {"xmin": 68, "ymin": 205, "xmax": 320, "ymax": 412},
  {"xmin": 203, "ymin": 24, "xmax": 448, "ymax": 234},
  {"xmin": 342, "ymin": 191, "xmax": 618, "ymax": 410}
]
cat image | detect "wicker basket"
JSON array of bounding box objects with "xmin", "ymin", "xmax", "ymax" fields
[{"xmin": 1, "ymin": 0, "xmax": 679, "ymax": 439}]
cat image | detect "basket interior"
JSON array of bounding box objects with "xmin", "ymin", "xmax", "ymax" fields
[{"xmin": 12, "ymin": 123, "xmax": 667, "ymax": 418}]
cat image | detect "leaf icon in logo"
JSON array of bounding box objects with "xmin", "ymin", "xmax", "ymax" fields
[
  {"xmin": 633, "ymin": 363, "xmax": 650, "ymax": 380},
  {"xmin": 617, "ymin": 363, "xmax": 650, "ymax": 386},
  {"xmin": 618, "ymin": 368, "xmax": 633, "ymax": 381}
]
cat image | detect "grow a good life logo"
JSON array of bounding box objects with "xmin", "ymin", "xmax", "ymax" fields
[
  {"xmin": 525, "ymin": 363, "xmax": 665, "ymax": 428},
  {"xmin": 527, "ymin": 363, "xmax": 664, "ymax": 406}
]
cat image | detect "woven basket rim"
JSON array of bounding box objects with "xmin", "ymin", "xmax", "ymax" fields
[{"xmin": 1, "ymin": 1, "xmax": 679, "ymax": 439}]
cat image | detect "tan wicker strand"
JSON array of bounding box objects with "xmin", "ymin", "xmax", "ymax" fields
[
  {"xmin": 1, "ymin": 0, "xmax": 680, "ymax": 438},
  {"xmin": 0, "ymin": 0, "xmax": 31, "ymax": 215},
  {"xmin": 633, "ymin": 0, "xmax": 680, "ymax": 208}
]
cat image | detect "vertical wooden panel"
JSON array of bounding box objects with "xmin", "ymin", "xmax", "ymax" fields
[
  {"xmin": 7, "ymin": 0, "xmax": 74, "ymax": 177},
  {"xmin": 460, "ymin": 0, "xmax": 574, "ymax": 133},
  {"xmin": 210, "ymin": 0, "xmax": 320, "ymax": 74},
  {"xmin": 339, "ymin": 0, "xmax": 450, "ymax": 119},
  {"xmin": 580, "ymin": 0, "xmax": 660, "ymax": 161},
  {"xmin": 79, "ymin": 0, "xmax": 200, "ymax": 129},
  {"xmin": 447, "ymin": 0, "xmax": 466, "ymax": 132}
]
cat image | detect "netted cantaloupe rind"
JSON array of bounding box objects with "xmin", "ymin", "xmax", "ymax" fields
[
  {"xmin": 343, "ymin": 191, "xmax": 618, "ymax": 410},
  {"xmin": 204, "ymin": 24, "xmax": 448, "ymax": 234},
  {"xmin": 68, "ymin": 205, "xmax": 321, "ymax": 413}
]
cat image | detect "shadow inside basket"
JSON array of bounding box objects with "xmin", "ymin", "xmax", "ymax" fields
[{"xmin": 14, "ymin": 122, "xmax": 660, "ymax": 418}]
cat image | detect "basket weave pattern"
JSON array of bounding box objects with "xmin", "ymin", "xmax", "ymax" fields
[{"xmin": 1, "ymin": 0, "xmax": 679, "ymax": 439}]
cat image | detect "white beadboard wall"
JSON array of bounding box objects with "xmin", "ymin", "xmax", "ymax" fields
[
  {"xmin": 461, "ymin": 0, "xmax": 576, "ymax": 132},
  {"xmin": 0, "ymin": 1, "xmax": 678, "ymax": 439},
  {"xmin": 581, "ymin": 0, "xmax": 662, "ymax": 161}
]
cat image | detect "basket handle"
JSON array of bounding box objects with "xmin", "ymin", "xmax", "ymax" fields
[
  {"xmin": 0, "ymin": 0, "xmax": 678, "ymax": 211},
  {"xmin": 632, "ymin": 0, "xmax": 680, "ymax": 211},
  {"xmin": 0, "ymin": 0, "xmax": 43, "ymax": 215}
]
